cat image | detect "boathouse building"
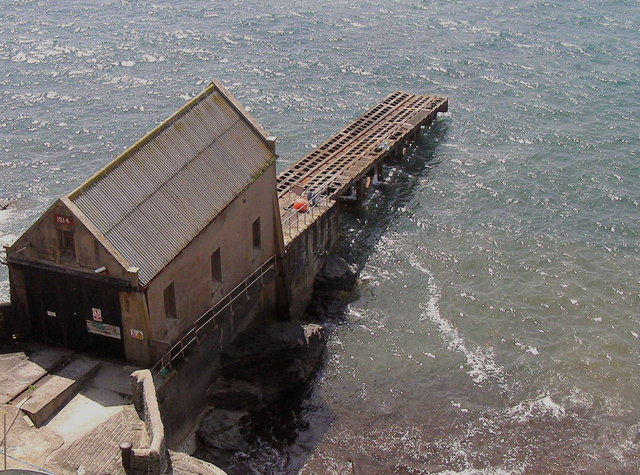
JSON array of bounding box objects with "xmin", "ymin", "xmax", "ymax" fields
[{"xmin": 5, "ymin": 81, "xmax": 284, "ymax": 366}]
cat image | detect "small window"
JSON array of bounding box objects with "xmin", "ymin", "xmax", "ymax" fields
[
  {"xmin": 252, "ymin": 218, "xmax": 261, "ymax": 249},
  {"xmin": 211, "ymin": 248, "xmax": 222, "ymax": 283},
  {"xmin": 164, "ymin": 283, "xmax": 177, "ymax": 319},
  {"xmin": 58, "ymin": 230, "xmax": 76, "ymax": 259}
]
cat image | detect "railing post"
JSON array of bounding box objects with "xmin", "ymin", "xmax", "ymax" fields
[{"xmin": 120, "ymin": 442, "xmax": 132, "ymax": 471}]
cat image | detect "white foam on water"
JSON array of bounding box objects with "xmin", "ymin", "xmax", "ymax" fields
[
  {"xmin": 0, "ymin": 233, "xmax": 18, "ymax": 247},
  {"xmin": 140, "ymin": 54, "xmax": 164, "ymax": 63},
  {"xmin": 439, "ymin": 468, "xmax": 523, "ymax": 475},
  {"xmin": 409, "ymin": 255, "xmax": 504, "ymax": 385},
  {"xmin": 507, "ymin": 394, "xmax": 566, "ymax": 423},
  {"xmin": 515, "ymin": 341, "xmax": 539, "ymax": 355}
]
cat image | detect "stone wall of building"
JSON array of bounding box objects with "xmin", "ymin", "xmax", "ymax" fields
[{"xmin": 156, "ymin": 275, "xmax": 277, "ymax": 449}]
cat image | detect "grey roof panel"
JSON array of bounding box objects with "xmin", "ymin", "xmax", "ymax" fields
[{"xmin": 69, "ymin": 83, "xmax": 275, "ymax": 285}]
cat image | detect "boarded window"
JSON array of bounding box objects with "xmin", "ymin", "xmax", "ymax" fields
[
  {"xmin": 164, "ymin": 283, "xmax": 177, "ymax": 319},
  {"xmin": 252, "ymin": 218, "xmax": 261, "ymax": 249},
  {"xmin": 211, "ymin": 248, "xmax": 222, "ymax": 283},
  {"xmin": 58, "ymin": 230, "xmax": 76, "ymax": 259}
]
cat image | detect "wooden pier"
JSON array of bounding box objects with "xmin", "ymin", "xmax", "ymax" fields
[{"xmin": 277, "ymin": 90, "xmax": 448, "ymax": 244}]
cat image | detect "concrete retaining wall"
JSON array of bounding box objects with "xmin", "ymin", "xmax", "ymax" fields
[
  {"xmin": 124, "ymin": 369, "xmax": 171, "ymax": 475},
  {"xmin": 283, "ymin": 205, "xmax": 340, "ymax": 319}
]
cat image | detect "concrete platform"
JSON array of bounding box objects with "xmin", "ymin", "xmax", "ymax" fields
[
  {"xmin": 21, "ymin": 356, "xmax": 101, "ymax": 426},
  {"xmin": 0, "ymin": 345, "xmax": 141, "ymax": 474},
  {"xmin": 48, "ymin": 404, "xmax": 147, "ymax": 475},
  {"xmin": 0, "ymin": 403, "xmax": 64, "ymax": 473},
  {"xmin": 0, "ymin": 347, "xmax": 73, "ymax": 404}
]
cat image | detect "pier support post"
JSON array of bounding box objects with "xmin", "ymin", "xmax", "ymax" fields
[
  {"xmin": 390, "ymin": 146, "xmax": 401, "ymax": 162},
  {"xmin": 375, "ymin": 162, "xmax": 384, "ymax": 183},
  {"xmin": 120, "ymin": 442, "xmax": 132, "ymax": 471},
  {"xmin": 355, "ymin": 178, "xmax": 366, "ymax": 205}
]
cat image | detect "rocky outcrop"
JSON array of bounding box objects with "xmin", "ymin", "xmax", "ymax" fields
[
  {"xmin": 314, "ymin": 255, "xmax": 358, "ymax": 293},
  {"xmin": 197, "ymin": 409, "xmax": 251, "ymax": 452},
  {"xmin": 307, "ymin": 255, "xmax": 359, "ymax": 321},
  {"xmin": 219, "ymin": 323, "xmax": 325, "ymax": 397},
  {"xmin": 170, "ymin": 450, "xmax": 228, "ymax": 475},
  {"xmin": 195, "ymin": 256, "xmax": 357, "ymax": 471},
  {"xmin": 206, "ymin": 379, "xmax": 263, "ymax": 411},
  {"xmin": 195, "ymin": 322, "xmax": 327, "ymax": 469}
]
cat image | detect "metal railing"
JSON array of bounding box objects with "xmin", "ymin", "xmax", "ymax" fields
[
  {"xmin": 150, "ymin": 256, "xmax": 276, "ymax": 377},
  {"xmin": 280, "ymin": 186, "xmax": 334, "ymax": 238}
]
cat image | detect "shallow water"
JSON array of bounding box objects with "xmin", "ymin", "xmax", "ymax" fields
[{"xmin": 1, "ymin": 0, "xmax": 639, "ymax": 473}]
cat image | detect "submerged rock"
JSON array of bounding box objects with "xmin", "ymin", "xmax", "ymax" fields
[{"xmin": 0, "ymin": 200, "xmax": 16, "ymax": 211}]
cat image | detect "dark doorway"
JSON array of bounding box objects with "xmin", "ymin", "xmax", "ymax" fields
[{"xmin": 24, "ymin": 269, "xmax": 125, "ymax": 359}]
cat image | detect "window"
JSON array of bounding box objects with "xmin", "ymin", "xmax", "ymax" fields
[
  {"xmin": 164, "ymin": 283, "xmax": 177, "ymax": 319},
  {"xmin": 252, "ymin": 218, "xmax": 261, "ymax": 249},
  {"xmin": 58, "ymin": 230, "xmax": 76, "ymax": 259},
  {"xmin": 211, "ymin": 248, "xmax": 222, "ymax": 283}
]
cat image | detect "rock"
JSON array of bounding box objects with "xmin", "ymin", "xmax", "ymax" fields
[
  {"xmin": 170, "ymin": 450, "xmax": 228, "ymax": 475},
  {"xmin": 0, "ymin": 200, "xmax": 15, "ymax": 211},
  {"xmin": 196, "ymin": 409, "xmax": 250, "ymax": 452},
  {"xmin": 207, "ymin": 379, "xmax": 263, "ymax": 411},
  {"xmin": 221, "ymin": 322, "xmax": 322, "ymax": 380},
  {"xmin": 303, "ymin": 323, "xmax": 324, "ymax": 343},
  {"xmin": 306, "ymin": 296, "xmax": 326, "ymax": 318},
  {"xmin": 314, "ymin": 255, "xmax": 358, "ymax": 292},
  {"xmin": 219, "ymin": 323, "xmax": 327, "ymax": 404}
]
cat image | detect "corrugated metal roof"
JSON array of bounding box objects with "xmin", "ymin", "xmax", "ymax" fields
[{"xmin": 69, "ymin": 82, "xmax": 276, "ymax": 286}]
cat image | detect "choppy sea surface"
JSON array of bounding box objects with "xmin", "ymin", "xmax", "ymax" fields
[{"xmin": 1, "ymin": 0, "xmax": 639, "ymax": 473}]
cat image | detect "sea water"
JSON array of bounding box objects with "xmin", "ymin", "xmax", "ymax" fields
[{"xmin": 1, "ymin": 0, "xmax": 638, "ymax": 473}]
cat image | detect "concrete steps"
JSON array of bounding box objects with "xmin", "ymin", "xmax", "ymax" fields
[
  {"xmin": 0, "ymin": 347, "xmax": 73, "ymax": 404},
  {"xmin": 21, "ymin": 356, "xmax": 101, "ymax": 426}
]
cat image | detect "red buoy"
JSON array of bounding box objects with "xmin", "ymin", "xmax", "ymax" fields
[{"xmin": 293, "ymin": 197, "xmax": 309, "ymax": 213}]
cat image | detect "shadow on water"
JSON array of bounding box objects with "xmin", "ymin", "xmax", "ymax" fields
[
  {"xmin": 335, "ymin": 118, "xmax": 450, "ymax": 272},
  {"xmin": 221, "ymin": 119, "xmax": 452, "ymax": 475}
]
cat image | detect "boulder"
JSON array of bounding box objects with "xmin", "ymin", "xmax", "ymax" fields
[
  {"xmin": 219, "ymin": 323, "xmax": 326, "ymax": 404},
  {"xmin": 196, "ymin": 409, "xmax": 250, "ymax": 452},
  {"xmin": 206, "ymin": 379, "xmax": 263, "ymax": 411},
  {"xmin": 0, "ymin": 200, "xmax": 16, "ymax": 211},
  {"xmin": 221, "ymin": 322, "xmax": 325, "ymax": 380},
  {"xmin": 314, "ymin": 255, "xmax": 358, "ymax": 292}
]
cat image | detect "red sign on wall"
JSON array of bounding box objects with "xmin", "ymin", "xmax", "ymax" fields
[
  {"xmin": 55, "ymin": 214, "xmax": 74, "ymax": 226},
  {"xmin": 92, "ymin": 308, "xmax": 103, "ymax": 322}
]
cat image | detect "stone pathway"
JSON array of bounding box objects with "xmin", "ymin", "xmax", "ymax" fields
[{"xmin": 48, "ymin": 404, "xmax": 148, "ymax": 475}]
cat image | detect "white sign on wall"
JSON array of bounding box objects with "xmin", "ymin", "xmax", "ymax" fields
[{"xmin": 86, "ymin": 320, "xmax": 121, "ymax": 339}]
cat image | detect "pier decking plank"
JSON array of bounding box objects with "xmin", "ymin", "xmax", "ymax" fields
[{"xmin": 277, "ymin": 91, "xmax": 447, "ymax": 245}]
